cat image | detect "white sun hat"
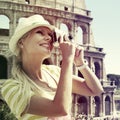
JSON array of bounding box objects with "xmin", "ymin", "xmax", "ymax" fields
[{"xmin": 9, "ymin": 14, "xmax": 55, "ymax": 56}]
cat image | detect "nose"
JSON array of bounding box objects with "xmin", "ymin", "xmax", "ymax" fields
[{"xmin": 45, "ymin": 34, "xmax": 52, "ymax": 42}]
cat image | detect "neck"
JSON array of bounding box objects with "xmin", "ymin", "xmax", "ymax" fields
[{"xmin": 21, "ymin": 55, "xmax": 44, "ymax": 80}]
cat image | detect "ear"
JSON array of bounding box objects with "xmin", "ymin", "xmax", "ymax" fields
[{"xmin": 17, "ymin": 39, "xmax": 24, "ymax": 48}]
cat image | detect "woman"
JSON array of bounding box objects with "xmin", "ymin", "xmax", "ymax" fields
[{"xmin": 1, "ymin": 14, "xmax": 103, "ymax": 120}]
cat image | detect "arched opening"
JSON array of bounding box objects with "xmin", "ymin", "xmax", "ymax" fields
[
  {"xmin": 77, "ymin": 96, "xmax": 87, "ymax": 115},
  {"xmin": 76, "ymin": 27, "xmax": 83, "ymax": 44},
  {"xmin": 0, "ymin": 15, "xmax": 9, "ymax": 36},
  {"xmin": 0, "ymin": 55, "xmax": 7, "ymax": 79},
  {"xmin": 94, "ymin": 96, "xmax": 100, "ymax": 117},
  {"xmin": 94, "ymin": 62, "xmax": 100, "ymax": 79},
  {"xmin": 105, "ymin": 96, "xmax": 111, "ymax": 115},
  {"xmin": 60, "ymin": 23, "xmax": 69, "ymax": 35}
]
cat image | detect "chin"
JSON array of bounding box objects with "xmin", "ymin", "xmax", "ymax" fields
[{"xmin": 44, "ymin": 52, "xmax": 51, "ymax": 58}]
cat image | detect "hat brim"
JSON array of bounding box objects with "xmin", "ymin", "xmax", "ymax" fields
[{"xmin": 9, "ymin": 24, "xmax": 55, "ymax": 56}]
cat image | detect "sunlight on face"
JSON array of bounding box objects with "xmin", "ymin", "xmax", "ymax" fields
[{"xmin": 19, "ymin": 26, "xmax": 54, "ymax": 58}]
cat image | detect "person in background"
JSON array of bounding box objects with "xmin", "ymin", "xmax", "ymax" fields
[{"xmin": 1, "ymin": 14, "xmax": 104, "ymax": 120}]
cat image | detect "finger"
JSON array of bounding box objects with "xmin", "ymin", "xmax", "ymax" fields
[
  {"xmin": 63, "ymin": 35, "xmax": 69, "ymax": 42},
  {"xmin": 63, "ymin": 35, "xmax": 76, "ymax": 45},
  {"xmin": 75, "ymin": 49, "xmax": 81, "ymax": 57},
  {"xmin": 58, "ymin": 35, "xmax": 64, "ymax": 43}
]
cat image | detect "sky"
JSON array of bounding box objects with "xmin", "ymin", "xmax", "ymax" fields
[{"xmin": 85, "ymin": 0, "xmax": 120, "ymax": 75}]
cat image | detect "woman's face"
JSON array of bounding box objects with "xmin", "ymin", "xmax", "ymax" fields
[{"xmin": 19, "ymin": 26, "xmax": 54, "ymax": 58}]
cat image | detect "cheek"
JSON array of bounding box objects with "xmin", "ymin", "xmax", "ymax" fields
[
  {"xmin": 24, "ymin": 35, "xmax": 37, "ymax": 47},
  {"xmin": 23, "ymin": 35, "xmax": 44, "ymax": 53},
  {"xmin": 23, "ymin": 40, "xmax": 35, "ymax": 53}
]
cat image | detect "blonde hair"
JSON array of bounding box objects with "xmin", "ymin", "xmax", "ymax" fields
[{"xmin": 11, "ymin": 32, "xmax": 30, "ymax": 80}]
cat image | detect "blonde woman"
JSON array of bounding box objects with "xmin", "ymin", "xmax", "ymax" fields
[{"xmin": 1, "ymin": 14, "xmax": 103, "ymax": 120}]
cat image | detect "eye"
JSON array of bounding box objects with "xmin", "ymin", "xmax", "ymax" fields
[
  {"xmin": 36, "ymin": 30, "xmax": 43, "ymax": 35},
  {"xmin": 48, "ymin": 33, "xmax": 53, "ymax": 38}
]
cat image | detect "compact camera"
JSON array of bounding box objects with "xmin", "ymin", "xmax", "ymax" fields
[{"xmin": 53, "ymin": 28, "xmax": 73, "ymax": 45}]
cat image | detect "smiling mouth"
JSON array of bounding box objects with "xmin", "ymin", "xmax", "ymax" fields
[
  {"xmin": 39, "ymin": 43, "xmax": 51, "ymax": 49},
  {"xmin": 40, "ymin": 43, "xmax": 49, "ymax": 47}
]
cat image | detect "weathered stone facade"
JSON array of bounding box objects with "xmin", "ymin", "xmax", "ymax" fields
[{"xmin": 0, "ymin": 0, "xmax": 118, "ymax": 119}]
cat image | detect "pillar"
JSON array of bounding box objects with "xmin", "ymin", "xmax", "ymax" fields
[{"xmin": 102, "ymin": 93, "xmax": 105, "ymax": 116}]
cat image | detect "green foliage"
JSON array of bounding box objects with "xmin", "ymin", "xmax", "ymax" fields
[{"xmin": 0, "ymin": 101, "xmax": 17, "ymax": 120}]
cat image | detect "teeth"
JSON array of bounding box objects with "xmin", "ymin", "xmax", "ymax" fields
[{"xmin": 40, "ymin": 43, "xmax": 49, "ymax": 47}]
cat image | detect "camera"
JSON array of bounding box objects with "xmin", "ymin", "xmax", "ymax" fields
[{"xmin": 53, "ymin": 28, "xmax": 73, "ymax": 44}]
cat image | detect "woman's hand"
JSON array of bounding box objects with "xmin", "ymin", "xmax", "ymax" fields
[
  {"xmin": 59, "ymin": 35, "xmax": 76, "ymax": 63},
  {"xmin": 74, "ymin": 45, "xmax": 85, "ymax": 66},
  {"xmin": 58, "ymin": 35, "xmax": 85, "ymax": 66}
]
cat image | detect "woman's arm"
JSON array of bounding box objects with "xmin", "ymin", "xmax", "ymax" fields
[
  {"xmin": 73, "ymin": 46, "xmax": 104, "ymax": 96},
  {"xmin": 72, "ymin": 66, "xmax": 104, "ymax": 96},
  {"xmin": 27, "ymin": 41, "xmax": 75, "ymax": 117}
]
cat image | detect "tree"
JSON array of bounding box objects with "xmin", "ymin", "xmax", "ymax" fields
[{"xmin": 0, "ymin": 101, "xmax": 17, "ymax": 120}]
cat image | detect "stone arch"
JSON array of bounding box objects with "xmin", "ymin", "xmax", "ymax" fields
[
  {"xmin": 16, "ymin": 14, "xmax": 32, "ymax": 24},
  {"xmin": 94, "ymin": 62, "xmax": 101, "ymax": 79},
  {"xmin": 105, "ymin": 96, "xmax": 111, "ymax": 115},
  {"xmin": 43, "ymin": 16, "xmax": 55, "ymax": 26},
  {"xmin": 0, "ymin": 14, "xmax": 10, "ymax": 36},
  {"xmin": 17, "ymin": 15, "xmax": 29, "ymax": 22},
  {"xmin": 59, "ymin": 22, "xmax": 74, "ymax": 41},
  {"xmin": 76, "ymin": 26, "xmax": 83, "ymax": 44},
  {"xmin": 60, "ymin": 20, "xmax": 72, "ymax": 31},
  {"xmin": 77, "ymin": 96, "xmax": 87, "ymax": 115},
  {"xmin": 0, "ymin": 55, "xmax": 8, "ymax": 79},
  {"xmin": 57, "ymin": 18, "xmax": 72, "ymax": 32},
  {"xmin": 76, "ymin": 24, "xmax": 88, "ymax": 45},
  {"xmin": 94, "ymin": 96, "xmax": 100, "ymax": 117},
  {"xmin": 60, "ymin": 23, "xmax": 69, "ymax": 34}
]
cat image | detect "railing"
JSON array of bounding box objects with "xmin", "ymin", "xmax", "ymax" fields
[
  {"xmin": 101, "ymin": 80, "xmax": 116, "ymax": 87},
  {"xmin": 76, "ymin": 44, "xmax": 104, "ymax": 53}
]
